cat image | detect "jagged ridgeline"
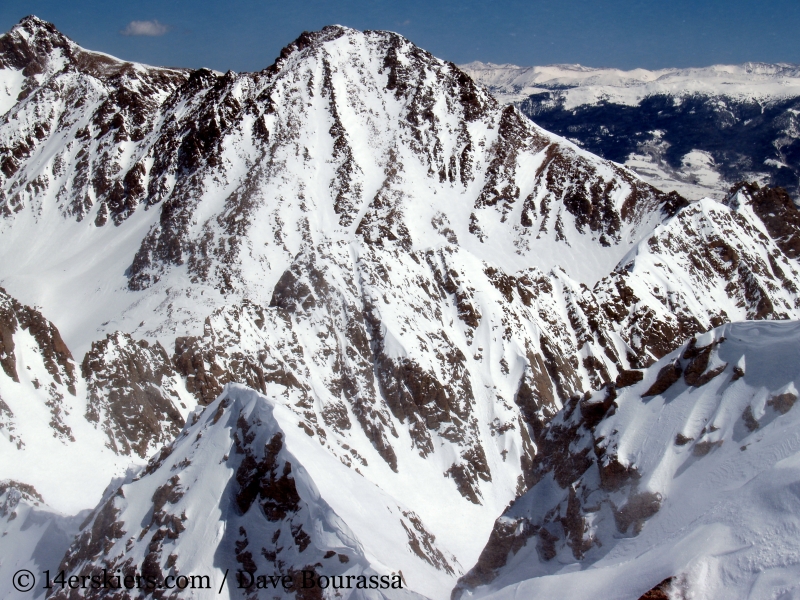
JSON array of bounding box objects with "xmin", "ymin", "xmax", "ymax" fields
[{"xmin": 1, "ymin": 15, "xmax": 800, "ymax": 600}]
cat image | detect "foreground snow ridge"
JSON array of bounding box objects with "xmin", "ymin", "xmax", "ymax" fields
[
  {"xmin": 458, "ymin": 320, "xmax": 800, "ymax": 600},
  {"xmin": 54, "ymin": 384, "xmax": 458, "ymax": 599}
]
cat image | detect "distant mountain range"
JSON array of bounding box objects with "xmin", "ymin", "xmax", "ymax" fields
[
  {"xmin": 2, "ymin": 16, "xmax": 800, "ymax": 600},
  {"xmin": 462, "ymin": 61, "xmax": 800, "ymax": 201}
]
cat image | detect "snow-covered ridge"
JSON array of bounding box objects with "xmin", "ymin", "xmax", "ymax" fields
[
  {"xmin": 53, "ymin": 384, "xmax": 454, "ymax": 599},
  {"xmin": 458, "ymin": 320, "xmax": 800, "ymax": 600},
  {"xmin": 460, "ymin": 60, "xmax": 800, "ymax": 107}
]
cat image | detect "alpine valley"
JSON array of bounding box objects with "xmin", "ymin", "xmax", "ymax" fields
[
  {"xmin": 462, "ymin": 61, "xmax": 800, "ymax": 202},
  {"xmin": 1, "ymin": 15, "xmax": 800, "ymax": 600}
]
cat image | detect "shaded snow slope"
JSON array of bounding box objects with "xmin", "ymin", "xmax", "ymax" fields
[
  {"xmin": 0, "ymin": 481, "xmax": 87, "ymax": 600},
  {"xmin": 457, "ymin": 320, "xmax": 800, "ymax": 600}
]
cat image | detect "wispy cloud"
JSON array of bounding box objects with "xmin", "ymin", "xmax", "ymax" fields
[{"xmin": 120, "ymin": 19, "xmax": 170, "ymax": 37}]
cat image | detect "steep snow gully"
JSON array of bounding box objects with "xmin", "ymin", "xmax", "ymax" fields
[{"xmin": 1, "ymin": 15, "xmax": 800, "ymax": 600}]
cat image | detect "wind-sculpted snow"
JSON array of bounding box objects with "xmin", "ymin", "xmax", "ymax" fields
[{"xmin": 457, "ymin": 320, "xmax": 800, "ymax": 600}]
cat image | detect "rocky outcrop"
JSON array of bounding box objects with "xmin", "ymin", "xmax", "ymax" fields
[
  {"xmin": 82, "ymin": 332, "xmax": 190, "ymax": 458},
  {"xmin": 0, "ymin": 16, "xmax": 188, "ymax": 220}
]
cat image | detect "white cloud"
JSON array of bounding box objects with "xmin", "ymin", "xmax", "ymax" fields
[{"xmin": 120, "ymin": 20, "xmax": 170, "ymax": 37}]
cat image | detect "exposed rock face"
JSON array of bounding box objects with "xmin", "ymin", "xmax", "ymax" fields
[
  {"xmin": 455, "ymin": 321, "xmax": 800, "ymax": 600},
  {"xmin": 0, "ymin": 20, "xmax": 698, "ymax": 527},
  {"xmin": 1, "ymin": 17, "xmax": 682, "ymax": 350},
  {"xmin": 0, "ymin": 285, "xmax": 193, "ymax": 517},
  {"xmin": 82, "ymin": 332, "xmax": 190, "ymax": 457},
  {"xmin": 167, "ymin": 241, "xmax": 631, "ymax": 509},
  {"xmin": 726, "ymin": 182, "xmax": 800, "ymax": 259},
  {"xmin": 0, "ymin": 286, "xmax": 75, "ymax": 391}
]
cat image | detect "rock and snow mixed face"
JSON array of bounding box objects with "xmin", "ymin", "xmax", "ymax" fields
[
  {"xmin": 595, "ymin": 182, "xmax": 800, "ymax": 365},
  {"xmin": 0, "ymin": 287, "xmax": 136, "ymax": 514},
  {"xmin": 54, "ymin": 385, "xmax": 454, "ymax": 599},
  {"xmin": 0, "ymin": 14, "xmax": 676, "ymax": 548},
  {"xmin": 2, "ymin": 14, "xmax": 800, "ymax": 600},
  {"xmin": 0, "ymin": 16, "xmax": 677, "ymax": 356},
  {"xmin": 457, "ymin": 320, "xmax": 800, "ymax": 600}
]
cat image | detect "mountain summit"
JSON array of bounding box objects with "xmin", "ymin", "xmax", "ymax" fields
[{"xmin": 1, "ymin": 17, "xmax": 800, "ymax": 599}]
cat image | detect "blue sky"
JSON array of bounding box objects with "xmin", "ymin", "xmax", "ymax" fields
[{"xmin": 2, "ymin": 0, "xmax": 798, "ymax": 72}]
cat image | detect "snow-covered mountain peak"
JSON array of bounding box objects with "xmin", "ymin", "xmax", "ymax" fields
[
  {"xmin": 0, "ymin": 19, "xmax": 678, "ymax": 356},
  {"xmin": 1, "ymin": 15, "xmax": 186, "ymax": 83}
]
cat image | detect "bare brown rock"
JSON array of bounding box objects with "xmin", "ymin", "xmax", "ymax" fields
[
  {"xmin": 83, "ymin": 332, "xmax": 185, "ymax": 457},
  {"xmin": 767, "ymin": 392, "xmax": 798, "ymax": 415},
  {"xmin": 643, "ymin": 361, "xmax": 683, "ymax": 397},
  {"xmin": 616, "ymin": 369, "xmax": 644, "ymax": 388}
]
